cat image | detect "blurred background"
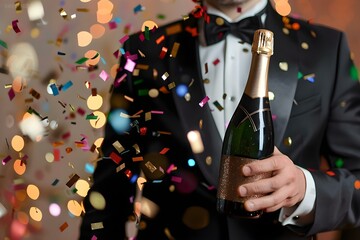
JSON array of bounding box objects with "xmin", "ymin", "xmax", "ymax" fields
[{"xmin": 0, "ymin": 0, "xmax": 359, "ymax": 239}]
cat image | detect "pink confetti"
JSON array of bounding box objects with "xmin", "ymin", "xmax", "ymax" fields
[
  {"xmin": 199, "ymin": 96, "xmax": 210, "ymax": 107},
  {"xmin": 119, "ymin": 35, "xmax": 129, "ymax": 44},
  {"xmin": 12, "ymin": 20, "xmax": 21, "ymax": 33},
  {"xmin": 124, "ymin": 58, "xmax": 136, "ymax": 72},
  {"xmin": 99, "ymin": 70, "xmax": 109, "ymax": 81},
  {"xmin": 171, "ymin": 176, "xmax": 182, "ymax": 183},
  {"xmin": 150, "ymin": 110, "xmax": 164, "ymax": 114},
  {"xmin": 114, "ymin": 73, "xmax": 127, "ymax": 87},
  {"xmin": 166, "ymin": 164, "xmax": 176, "ymax": 174},
  {"xmin": 2, "ymin": 155, "xmax": 12, "ymax": 165},
  {"xmin": 8, "ymin": 88, "xmax": 15, "ymax": 101},
  {"xmin": 91, "ymin": 235, "xmax": 98, "ymax": 240}
]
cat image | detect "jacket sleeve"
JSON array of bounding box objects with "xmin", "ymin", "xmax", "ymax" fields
[
  {"xmin": 307, "ymin": 32, "xmax": 360, "ymax": 235},
  {"xmin": 79, "ymin": 38, "xmax": 142, "ymax": 240}
]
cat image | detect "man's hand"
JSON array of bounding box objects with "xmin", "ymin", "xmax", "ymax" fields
[{"xmin": 238, "ymin": 147, "xmax": 306, "ymax": 213}]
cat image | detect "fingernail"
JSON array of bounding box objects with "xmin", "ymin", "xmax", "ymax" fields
[
  {"xmin": 239, "ymin": 186, "xmax": 247, "ymax": 196},
  {"xmin": 243, "ymin": 166, "xmax": 251, "ymax": 176},
  {"xmin": 247, "ymin": 201, "xmax": 254, "ymax": 211}
]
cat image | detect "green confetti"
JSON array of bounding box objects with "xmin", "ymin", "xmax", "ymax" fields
[
  {"xmin": 0, "ymin": 39, "xmax": 8, "ymax": 49},
  {"xmin": 75, "ymin": 57, "xmax": 88, "ymax": 64},
  {"xmin": 213, "ymin": 100, "xmax": 224, "ymax": 111},
  {"xmin": 157, "ymin": 14, "xmax": 166, "ymax": 19},
  {"xmin": 145, "ymin": 26, "xmax": 150, "ymax": 40},
  {"xmin": 350, "ymin": 64, "xmax": 359, "ymax": 81},
  {"xmin": 134, "ymin": 79, "xmax": 144, "ymax": 85},
  {"xmin": 86, "ymin": 114, "xmax": 98, "ymax": 120},
  {"xmin": 335, "ymin": 158, "xmax": 344, "ymax": 168},
  {"xmin": 297, "ymin": 71, "xmax": 303, "ymax": 79},
  {"xmin": 138, "ymin": 89, "xmax": 149, "ymax": 96}
]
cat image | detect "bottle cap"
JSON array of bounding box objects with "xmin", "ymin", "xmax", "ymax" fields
[{"xmin": 252, "ymin": 29, "xmax": 274, "ymax": 55}]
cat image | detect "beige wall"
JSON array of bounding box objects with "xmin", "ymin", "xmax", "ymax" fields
[{"xmin": 0, "ymin": 1, "xmax": 358, "ymax": 239}]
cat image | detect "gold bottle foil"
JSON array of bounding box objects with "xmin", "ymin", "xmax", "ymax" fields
[{"xmin": 244, "ymin": 29, "xmax": 274, "ymax": 98}]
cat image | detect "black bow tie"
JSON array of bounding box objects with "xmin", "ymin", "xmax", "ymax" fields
[{"xmin": 203, "ymin": 14, "xmax": 263, "ymax": 46}]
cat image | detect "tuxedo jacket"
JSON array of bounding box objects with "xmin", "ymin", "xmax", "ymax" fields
[{"xmin": 79, "ymin": 3, "xmax": 360, "ymax": 240}]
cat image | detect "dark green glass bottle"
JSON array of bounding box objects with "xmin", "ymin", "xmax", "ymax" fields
[{"xmin": 217, "ymin": 29, "xmax": 274, "ymax": 218}]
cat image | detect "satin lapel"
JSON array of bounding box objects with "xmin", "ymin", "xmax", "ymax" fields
[
  {"xmin": 265, "ymin": 6, "xmax": 299, "ymax": 146},
  {"xmin": 168, "ymin": 24, "xmax": 222, "ymax": 187}
]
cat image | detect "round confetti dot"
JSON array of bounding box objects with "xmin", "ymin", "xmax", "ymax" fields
[
  {"xmin": 355, "ymin": 180, "xmax": 360, "ymax": 190},
  {"xmin": 292, "ymin": 22, "xmax": 300, "ymax": 30},
  {"xmin": 215, "ymin": 17, "xmax": 224, "ymax": 26},
  {"xmin": 174, "ymin": 170, "xmax": 198, "ymax": 194},
  {"xmin": 16, "ymin": 211, "xmax": 29, "ymax": 225},
  {"xmin": 283, "ymin": 137, "xmax": 292, "ymax": 146},
  {"xmin": 282, "ymin": 27, "xmax": 290, "ymax": 35},
  {"xmin": 176, "ymin": 84, "xmax": 188, "ymax": 97},
  {"xmin": 205, "ymin": 156, "xmax": 212, "ymax": 166},
  {"xmin": 90, "ymin": 24, "xmax": 106, "ymax": 39},
  {"xmin": 75, "ymin": 179, "xmax": 90, "ymax": 197},
  {"xmin": 15, "ymin": 189, "xmax": 27, "ymax": 202},
  {"xmin": 29, "ymin": 207, "xmax": 42, "ymax": 222},
  {"xmin": 45, "ymin": 152, "xmax": 54, "ymax": 163},
  {"xmin": 148, "ymin": 88, "xmax": 159, "ymax": 98},
  {"xmin": 30, "ymin": 28, "xmax": 40, "ymax": 38},
  {"xmin": 49, "ymin": 203, "xmax": 61, "ymax": 217},
  {"xmin": 13, "ymin": 159, "xmax": 26, "ymax": 175},
  {"xmin": 184, "ymin": 93, "xmax": 191, "ymax": 102},
  {"xmin": 275, "ymin": 1, "xmax": 291, "ymax": 16},
  {"xmin": 87, "ymin": 94, "xmax": 103, "ymax": 110},
  {"xmin": 89, "ymin": 111, "xmax": 106, "ymax": 129},
  {"xmin": 67, "ymin": 200, "xmax": 83, "ymax": 217},
  {"xmin": 169, "ymin": 185, "xmax": 175, "ymax": 192},
  {"xmin": 188, "ymin": 159, "xmax": 196, "ymax": 167},
  {"xmin": 301, "ymin": 42, "xmax": 309, "ymax": 50},
  {"xmin": 11, "ymin": 135, "xmax": 25, "ymax": 152},
  {"xmin": 108, "ymin": 109, "xmax": 131, "ymax": 133},
  {"xmin": 110, "ymin": 64, "xmax": 119, "ymax": 78},
  {"xmin": 77, "ymin": 31, "xmax": 93, "ymax": 47},
  {"xmin": 279, "ymin": 62, "xmax": 288, "ymax": 71},
  {"xmin": 27, "ymin": 184, "xmax": 40, "ymax": 200},
  {"xmin": 182, "ymin": 206, "xmax": 209, "ymax": 230},
  {"xmin": 89, "ymin": 191, "xmax": 106, "ymax": 210},
  {"xmin": 49, "ymin": 120, "xmax": 58, "ymax": 130},
  {"xmin": 85, "ymin": 50, "xmax": 100, "ymax": 66},
  {"xmin": 268, "ymin": 91, "xmax": 275, "ymax": 101}
]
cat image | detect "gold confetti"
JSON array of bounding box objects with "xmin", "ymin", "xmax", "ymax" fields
[
  {"xmin": 301, "ymin": 42, "xmax": 309, "ymax": 50},
  {"xmin": 91, "ymin": 222, "xmax": 104, "ymax": 230},
  {"xmin": 279, "ymin": 62, "xmax": 288, "ymax": 71}
]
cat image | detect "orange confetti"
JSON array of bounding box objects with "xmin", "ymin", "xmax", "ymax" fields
[{"xmin": 354, "ymin": 180, "xmax": 360, "ymax": 190}]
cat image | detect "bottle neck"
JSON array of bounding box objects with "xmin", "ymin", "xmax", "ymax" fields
[{"xmin": 244, "ymin": 53, "xmax": 270, "ymax": 98}]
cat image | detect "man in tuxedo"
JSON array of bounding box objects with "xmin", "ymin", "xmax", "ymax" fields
[{"xmin": 79, "ymin": 0, "xmax": 360, "ymax": 239}]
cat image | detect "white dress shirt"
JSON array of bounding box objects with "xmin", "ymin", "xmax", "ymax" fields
[{"xmin": 199, "ymin": 0, "xmax": 316, "ymax": 227}]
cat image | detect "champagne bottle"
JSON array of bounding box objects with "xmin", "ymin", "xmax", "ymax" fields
[{"xmin": 217, "ymin": 29, "xmax": 274, "ymax": 218}]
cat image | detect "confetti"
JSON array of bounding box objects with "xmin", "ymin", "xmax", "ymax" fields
[
  {"xmin": 109, "ymin": 152, "xmax": 122, "ymax": 164},
  {"xmin": 2, "ymin": 155, "xmax": 12, "ymax": 165},
  {"xmin": 159, "ymin": 47, "xmax": 168, "ymax": 59},
  {"xmin": 156, "ymin": 35, "xmax": 165, "ymax": 45},
  {"xmin": 0, "ymin": 39, "xmax": 8, "ymax": 49},
  {"xmin": 119, "ymin": 35, "xmax": 129, "ymax": 44},
  {"xmin": 199, "ymin": 96, "xmax": 210, "ymax": 107},
  {"xmin": 124, "ymin": 59, "xmax": 136, "ymax": 72},
  {"xmin": 62, "ymin": 81, "xmax": 73, "ymax": 91},
  {"xmin": 279, "ymin": 62, "xmax": 288, "ymax": 71},
  {"xmin": 12, "ymin": 20, "xmax": 21, "ymax": 33},
  {"xmin": 99, "ymin": 70, "xmax": 109, "ymax": 81},
  {"xmin": 59, "ymin": 222, "xmax": 69, "ymax": 232},
  {"xmin": 212, "ymin": 58, "xmax": 220, "ymax": 65},
  {"xmin": 50, "ymin": 83, "xmax": 59, "ymax": 96},
  {"xmin": 66, "ymin": 174, "xmax": 80, "ymax": 188},
  {"xmin": 187, "ymin": 130, "xmax": 204, "ymax": 154},
  {"xmin": 162, "ymin": 72, "xmax": 169, "ymax": 81},
  {"xmin": 355, "ymin": 180, "xmax": 360, "ymax": 190},
  {"xmin": 213, "ymin": 100, "xmax": 224, "ymax": 111},
  {"xmin": 133, "ymin": 4, "xmax": 145, "ymax": 14},
  {"xmin": 170, "ymin": 42, "xmax": 180, "ymax": 58}
]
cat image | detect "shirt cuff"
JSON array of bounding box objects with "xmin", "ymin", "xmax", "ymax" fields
[{"xmin": 278, "ymin": 166, "xmax": 316, "ymax": 226}]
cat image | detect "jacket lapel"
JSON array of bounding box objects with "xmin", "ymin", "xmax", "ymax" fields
[
  {"xmin": 265, "ymin": 5, "xmax": 299, "ymax": 146},
  {"xmin": 168, "ymin": 19, "xmax": 222, "ymax": 187}
]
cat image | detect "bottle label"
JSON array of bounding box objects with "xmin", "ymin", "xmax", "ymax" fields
[{"xmin": 217, "ymin": 155, "xmax": 271, "ymax": 202}]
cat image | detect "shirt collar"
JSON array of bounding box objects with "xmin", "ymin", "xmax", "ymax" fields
[{"xmin": 204, "ymin": 0, "xmax": 268, "ymax": 23}]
